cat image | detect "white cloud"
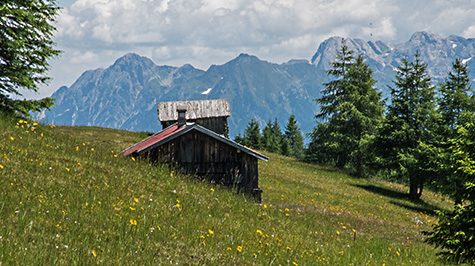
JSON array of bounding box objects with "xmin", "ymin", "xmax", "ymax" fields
[
  {"xmin": 70, "ymin": 51, "xmax": 99, "ymax": 64},
  {"xmin": 463, "ymin": 26, "xmax": 475, "ymax": 38},
  {"xmin": 31, "ymin": 0, "xmax": 475, "ymax": 99}
]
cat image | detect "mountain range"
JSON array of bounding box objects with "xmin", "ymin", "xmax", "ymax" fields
[{"xmin": 40, "ymin": 32, "xmax": 475, "ymax": 138}]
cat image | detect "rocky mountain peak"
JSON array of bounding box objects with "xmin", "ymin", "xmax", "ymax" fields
[
  {"xmin": 408, "ymin": 31, "xmax": 442, "ymax": 45},
  {"xmin": 112, "ymin": 53, "xmax": 156, "ymax": 70}
]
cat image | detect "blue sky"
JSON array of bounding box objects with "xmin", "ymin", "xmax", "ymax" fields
[{"xmin": 29, "ymin": 0, "xmax": 475, "ymax": 99}]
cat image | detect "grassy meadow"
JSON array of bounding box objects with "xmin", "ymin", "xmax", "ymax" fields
[{"xmin": 0, "ymin": 115, "xmax": 459, "ymax": 265}]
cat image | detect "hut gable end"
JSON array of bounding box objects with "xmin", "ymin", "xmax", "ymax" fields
[{"xmin": 158, "ymin": 99, "xmax": 231, "ymax": 137}]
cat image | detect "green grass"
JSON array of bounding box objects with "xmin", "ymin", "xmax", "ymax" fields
[{"xmin": 0, "ymin": 115, "xmax": 459, "ymax": 265}]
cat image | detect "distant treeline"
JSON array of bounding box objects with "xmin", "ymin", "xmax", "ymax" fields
[{"xmin": 235, "ymin": 115, "xmax": 304, "ymax": 159}]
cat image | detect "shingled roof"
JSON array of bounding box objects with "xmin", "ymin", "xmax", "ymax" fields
[
  {"xmin": 157, "ymin": 99, "xmax": 231, "ymax": 122},
  {"xmin": 120, "ymin": 123, "xmax": 269, "ymax": 162}
]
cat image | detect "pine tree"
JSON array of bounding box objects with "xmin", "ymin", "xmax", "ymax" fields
[
  {"xmin": 234, "ymin": 133, "xmax": 247, "ymax": 147},
  {"xmin": 436, "ymin": 59, "xmax": 475, "ymax": 204},
  {"xmin": 308, "ymin": 40, "xmax": 355, "ymax": 167},
  {"xmin": 262, "ymin": 118, "xmax": 283, "ymax": 153},
  {"xmin": 316, "ymin": 40, "xmax": 355, "ymax": 122},
  {"xmin": 281, "ymin": 138, "xmax": 292, "ymax": 157},
  {"xmin": 243, "ymin": 119, "xmax": 262, "ymax": 150},
  {"xmin": 284, "ymin": 114, "xmax": 304, "ymax": 158},
  {"xmin": 376, "ymin": 53, "xmax": 438, "ymax": 199},
  {"xmin": 424, "ymin": 120, "xmax": 475, "ymax": 263},
  {"xmin": 0, "ymin": 0, "xmax": 61, "ymax": 115},
  {"xmin": 308, "ymin": 41, "xmax": 384, "ymax": 176}
]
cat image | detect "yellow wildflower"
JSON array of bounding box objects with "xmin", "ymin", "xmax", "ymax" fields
[
  {"xmin": 208, "ymin": 229, "xmax": 214, "ymax": 235},
  {"xmin": 91, "ymin": 249, "xmax": 97, "ymax": 257},
  {"xmin": 134, "ymin": 197, "xmax": 139, "ymax": 203},
  {"xmin": 130, "ymin": 219, "xmax": 137, "ymax": 225},
  {"xmin": 256, "ymin": 229, "xmax": 263, "ymax": 235},
  {"xmin": 237, "ymin": 245, "xmax": 243, "ymax": 252},
  {"xmin": 0, "ymin": 165, "xmax": 4, "ymax": 169}
]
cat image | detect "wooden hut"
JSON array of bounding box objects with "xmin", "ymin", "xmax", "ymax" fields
[{"xmin": 121, "ymin": 99, "xmax": 268, "ymax": 201}]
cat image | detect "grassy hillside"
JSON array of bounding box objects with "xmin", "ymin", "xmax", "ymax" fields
[{"xmin": 0, "ymin": 115, "xmax": 456, "ymax": 265}]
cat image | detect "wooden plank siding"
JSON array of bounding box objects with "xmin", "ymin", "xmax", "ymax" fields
[
  {"xmin": 142, "ymin": 129, "xmax": 261, "ymax": 201},
  {"xmin": 161, "ymin": 117, "xmax": 229, "ymax": 138}
]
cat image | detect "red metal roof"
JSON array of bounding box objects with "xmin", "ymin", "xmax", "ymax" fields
[{"xmin": 120, "ymin": 124, "xmax": 187, "ymax": 156}]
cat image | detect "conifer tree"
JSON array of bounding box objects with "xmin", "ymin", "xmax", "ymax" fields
[
  {"xmin": 284, "ymin": 114, "xmax": 304, "ymax": 158},
  {"xmin": 0, "ymin": 0, "xmax": 61, "ymax": 115},
  {"xmin": 262, "ymin": 118, "xmax": 283, "ymax": 153},
  {"xmin": 436, "ymin": 59, "xmax": 475, "ymax": 204},
  {"xmin": 308, "ymin": 41, "xmax": 384, "ymax": 176},
  {"xmin": 281, "ymin": 138, "xmax": 292, "ymax": 157},
  {"xmin": 376, "ymin": 53, "xmax": 438, "ymax": 198},
  {"xmin": 424, "ymin": 120, "xmax": 475, "ymax": 263},
  {"xmin": 242, "ymin": 119, "xmax": 262, "ymax": 150}
]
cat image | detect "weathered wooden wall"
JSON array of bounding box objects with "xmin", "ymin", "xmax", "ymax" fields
[
  {"xmin": 143, "ymin": 130, "xmax": 260, "ymax": 200},
  {"xmin": 158, "ymin": 99, "xmax": 231, "ymax": 122},
  {"xmin": 161, "ymin": 117, "xmax": 229, "ymax": 138}
]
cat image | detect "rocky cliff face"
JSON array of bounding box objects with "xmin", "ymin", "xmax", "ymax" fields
[{"xmin": 41, "ymin": 32, "xmax": 475, "ymax": 137}]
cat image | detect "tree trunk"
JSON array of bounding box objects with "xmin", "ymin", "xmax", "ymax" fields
[
  {"xmin": 417, "ymin": 180, "xmax": 423, "ymax": 198},
  {"xmin": 409, "ymin": 179, "xmax": 419, "ymax": 199}
]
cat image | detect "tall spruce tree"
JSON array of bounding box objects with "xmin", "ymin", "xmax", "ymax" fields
[
  {"xmin": 376, "ymin": 53, "xmax": 438, "ymax": 199},
  {"xmin": 0, "ymin": 0, "xmax": 61, "ymax": 115},
  {"xmin": 308, "ymin": 41, "xmax": 384, "ymax": 176},
  {"xmin": 308, "ymin": 41, "xmax": 355, "ymax": 167},
  {"xmin": 424, "ymin": 120, "xmax": 475, "ymax": 263},
  {"xmin": 262, "ymin": 118, "xmax": 283, "ymax": 154},
  {"xmin": 284, "ymin": 114, "xmax": 305, "ymax": 158},
  {"xmin": 436, "ymin": 59, "xmax": 475, "ymax": 204},
  {"xmin": 240, "ymin": 118, "xmax": 262, "ymax": 150}
]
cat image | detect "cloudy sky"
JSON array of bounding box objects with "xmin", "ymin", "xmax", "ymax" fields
[{"xmin": 29, "ymin": 0, "xmax": 475, "ymax": 99}]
